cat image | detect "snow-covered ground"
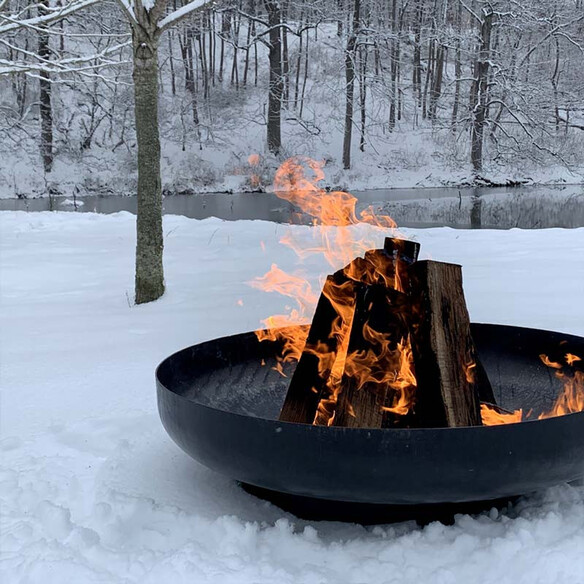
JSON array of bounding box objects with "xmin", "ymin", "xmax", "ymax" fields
[{"xmin": 1, "ymin": 210, "xmax": 584, "ymax": 583}]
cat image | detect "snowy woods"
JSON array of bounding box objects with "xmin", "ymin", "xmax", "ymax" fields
[
  {"xmin": 3, "ymin": 0, "xmax": 583, "ymax": 302},
  {"xmin": 1, "ymin": 0, "xmax": 584, "ymax": 197}
]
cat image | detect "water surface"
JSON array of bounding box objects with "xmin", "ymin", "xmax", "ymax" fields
[{"xmin": 1, "ymin": 184, "xmax": 582, "ymax": 229}]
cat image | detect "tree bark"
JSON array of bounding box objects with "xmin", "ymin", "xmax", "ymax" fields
[
  {"xmin": 264, "ymin": 0, "xmax": 282, "ymax": 154},
  {"xmin": 422, "ymin": 37, "xmax": 434, "ymax": 120},
  {"xmin": 428, "ymin": 43, "xmax": 445, "ymax": 121},
  {"xmin": 281, "ymin": 0, "xmax": 290, "ymax": 105},
  {"xmin": 451, "ymin": 0, "xmax": 462, "ymax": 130},
  {"xmin": 409, "ymin": 261, "xmax": 486, "ymax": 428},
  {"xmin": 359, "ymin": 42, "xmax": 368, "ymax": 152},
  {"xmin": 168, "ymin": 30, "xmax": 177, "ymax": 96},
  {"xmin": 412, "ymin": 0, "xmax": 422, "ymax": 109},
  {"xmin": 218, "ymin": 12, "xmax": 227, "ymax": 81},
  {"xmin": 342, "ymin": 0, "xmax": 360, "ymax": 170},
  {"xmin": 299, "ymin": 29, "xmax": 309, "ymax": 117},
  {"xmin": 470, "ymin": 10, "xmax": 493, "ymax": 175},
  {"xmin": 293, "ymin": 11, "xmax": 304, "ymax": 110},
  {"xmin": 388, "ymin": 0, "xmax": 398, "ymax": 132},
  {"xmin": 132, "ymin": 26, "xmax": 165, "ymax": 304},
  {"xmin": 179, "ymin": 28, "xmax": 200, "ymax": 125},
  {"xmin": 38, "ymin": 0, "xmax": 53, "ymax": 173}
]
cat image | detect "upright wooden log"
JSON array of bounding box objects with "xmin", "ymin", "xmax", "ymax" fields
[
  {"xmin": 279, "ymin": 272, "xmax": 357, "ymax": 424},
  {"xmin": 280, "ymin": 238, "xmax": 423, "ymax": 427},
  {"xmin": 333, "ymin": 285, "xmax": 413, "ymax": 428},
  {"xmin": 408, "ymin": 260, "xmax": 488, "ymax": 427}
]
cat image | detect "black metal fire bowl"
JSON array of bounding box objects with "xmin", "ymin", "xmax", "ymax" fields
[{"xmin": 156, "ymin": 324, "xmax": 584, "ymax": 520}]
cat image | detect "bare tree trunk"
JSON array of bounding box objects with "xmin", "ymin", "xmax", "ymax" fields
[
  {"xmin": 342, "ymin": 0, "xmax": 360, "ymax": 169},
  {"xmin": 230, "ymin": 10, "xmax": 240, "ymax": 89},
  {"xmin": 180, "ymin": 29, "xmax": 200, "ymax": 125},
  {"xmin": 451, "ymin": 0, "xmax": 462, "ymax": 130},
  {"xmin": 57, "ymin": 0, "xmax": 65, "ymax": 54},
  {"xmin": 396, "ymin": 1, "xmax": 405, "ymax": 122},
  {"xmin": 208, "ymin": 9, "xmax": 215, "ymax": 86},
  {"xmin": 264, "ymin": 0, "xmax": 282, "ymax": 154},
  {"xmin": 412, "ymin": 0, "xmax": 422, "ymax": 109},
  {"xmin": 551, "ymin": 35, "xmax": 560, "ymax": 134},
  {"xmin": 168, "ymin": 29, "xmax": 176, "ymax": 96},
  {"xmin": 38, "ymin": 0, "xmax": 53, "ymax": 173},
  {"xmin": 253, "ymin": 20, "xmax": 258, "ymax": 86},
  {"xmin": 243, "ymin": 9, "xmax": 252, "ymax": 86},
  {"xmin": 388, "ymin": 0, "xmax": 397, "ymax": 132},
  {"xmin": 428, "ymin": 43, "xmax": 445, "ymax": 121},
  {"xmin": 15, "ymin": 72, "xmax": 28, "ymax": 118},
  {"xmin": 470, "ymin": 9, "xmax": 493, "ymax": 175},
  {"xmin": 524, "ymin": 30, "xmax": 531, "ymax": 83},
  {"xmin": 13, "ymin": 25, "xmax": 30, "ymax": 118},
  {"xmin": 299, "ymin": 29, "xmax": 309, "ymax": 117},
  {"xmin": 198, "ymin": 25, "xmax": 210, "ymax": 98},
  {"xmin": 359, "ymin": 40, "xmax": 368, "ymax": 151},
  {"xmin": 422, "ymin": 37, "xmax": 434, "ymax": 120},
  {"xmin": 218, "ymin": 12, "xmax": 227, "ymax": 81},
  {"xmin": 293, "ymin": 11, "xmax": 304, "ymax": 109},
  {"xmin": 132, "ymin": 26, "xmax": 164, "ymax": 304}
]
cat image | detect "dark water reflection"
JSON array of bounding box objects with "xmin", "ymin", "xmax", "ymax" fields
[{"xmin": 1, "ymin": 184, "xmax": 582, "ymax": 229}]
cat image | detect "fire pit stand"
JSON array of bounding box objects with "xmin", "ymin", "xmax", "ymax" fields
[{"xmin": 156, "ymin": 323, "xmax": 584, "ymax": 522}]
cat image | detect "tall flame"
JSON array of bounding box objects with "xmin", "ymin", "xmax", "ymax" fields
[{"xmin": 250, "ymin": 156, "xmax": 412, "ymax": 424}]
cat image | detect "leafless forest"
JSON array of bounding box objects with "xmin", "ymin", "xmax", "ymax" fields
[{"xmin": 1, "ymin": 0, "xmax": 584, "ymax": 198}]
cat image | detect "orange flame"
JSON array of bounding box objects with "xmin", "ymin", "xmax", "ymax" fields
[
  {"xmin": 481, "ymin": 404, "xmax": 523, "ymax": 425},
  {"xmin": 271, "ymin": 157, "xmax": 400, "ymax": 269},
  {"xmin": 380, "ymin": 338, "xmax": 418, "ymax": 415},
  {"xmin": 251, "ymin": 157, "xmax": 413, "ymax": 425},
  {"xmin": 538, "ymin": 353, "xmax": 584, "ymax": 419},
  {"xmin": 482, "ymin": 351, "xmax": 584, "ymax": 426},
  {"xmin": 465, "ymin": 359, "xmax": 477, "ymax": 384},
  {"xmin": 250, "ymin": 156, "xmax": 584, "ymax": 428}
]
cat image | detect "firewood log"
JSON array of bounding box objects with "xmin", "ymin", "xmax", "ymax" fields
[{"xmin": 408, "ymin": 260, "xmax": 489, "ymax": 427}]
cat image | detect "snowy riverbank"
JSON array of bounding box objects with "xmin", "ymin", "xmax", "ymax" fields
[
  {"xmin": 2, "ymin": 130, "xmax": 583, "ymax": 200},
  {"xmin": 1, "ymin": 211, "xmax": 584, "ymax": 583}
]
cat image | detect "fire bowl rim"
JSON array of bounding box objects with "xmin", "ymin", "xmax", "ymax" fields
[
  {"xmin": 155, "ymin": 322, "xmax": 584, "ymax": 505},
  {"xmin": 155, "ymin": 322, "xmax": 584, "ymax": 431}
]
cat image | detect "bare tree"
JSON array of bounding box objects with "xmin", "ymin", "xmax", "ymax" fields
[
  {"xmin": 114, "ymin": 0, "xmax": 214, "ymax": 304},
  {"xmin": 263, "ymin": 0, "xmax": 282, "ymax": 154},
  {"xmin": 37, "ymin": 0, "xmax": 53, "ymax": 172},
  {"xmin": 468, "ymin": 4, "xmax": 493, "ymax": 175},
  {"xmin": 342, "ymin": 0, "xmax": 360, "ymax": 169}
]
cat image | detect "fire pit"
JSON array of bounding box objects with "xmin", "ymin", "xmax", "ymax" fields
[
  {"xmin": 157, "ymin": 158, "xmax": 583, "ymax": 521},
  {"xmin": 156, "ymin": 323, "xmax": 584, "ymax": 515}
]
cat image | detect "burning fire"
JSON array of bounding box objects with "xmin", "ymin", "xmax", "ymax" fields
[
  {"xmin": 249, "ymin": 156, "xmax": 415, "ymax": 424},
  {"xmin": 480, "ymin": 404, "xmax": 523, "ymax": 426},
  {"xmin": 481, "ymin": 352, "xmax": 584, "ymax": 425},
  {"xmin": 250, "ymin": 156, "xmax": 584, "ymax": 427},
  {"xmin": 538, "ymin": 353, "xmax": 584, "ymax": 418}
]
